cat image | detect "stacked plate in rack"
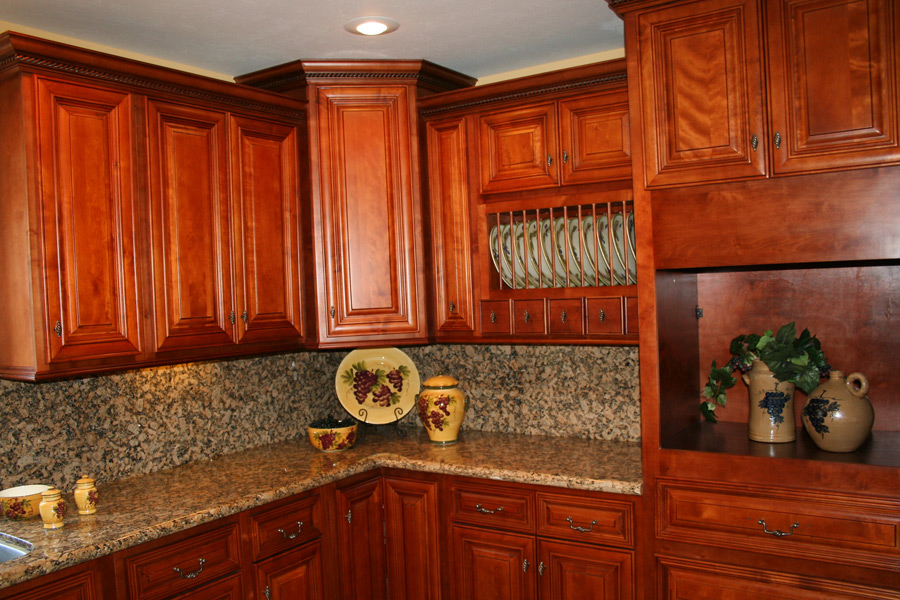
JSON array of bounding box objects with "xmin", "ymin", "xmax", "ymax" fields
[{"xmin": 488, "ymin": 212, "xmax": 636, "ymax": 288}]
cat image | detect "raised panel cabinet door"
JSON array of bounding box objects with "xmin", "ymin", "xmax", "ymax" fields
[
  {"xmin": 314, "ymin": 85, "xmax": 423, "ymax": 342},
  {"xmin": 147, "ymin": 99, "xmax": 234, "ymax": 352},
  {"xmin": 766, "ymin": 0, "xmax": 900, "ymax": 174},
  {"xmin": 451, "ymin": 524, "xmax": 536, "ymax": 600},
  {"xmin": 35, "ymin": 77, "xmax": 142, "ymax": 363},
  {"xmin": 334, "ymin": 477, "xmax": 387, "ymax": 600},
  {"xmin": 253, "ymin": 542, "xmax": 324, "ymax": 600},
  {"xmin": 478, "ymin": 103, "xmax": 560, "ymax": 193},
  {"xmin": 383, "ymin": 477, "xmax": 441, "ymax": 600},
  {"xmin": 426, "ymin": 116, "xmax": 475, "ymax": 334},
  {"xmin": 559, "ymin": 91, "xmax": 632, "ymax": 184},
  {"xmin": 0, "ymin": 561, "xmax": 104, "ymax": 600},
  {"xmin": 229, "ymin": 115, "xmax": 304, "ymax": 345},
  {"xmin": 636, "ymin": 0, "xmax": 767, "ymax": 186},
  {"xmin": 171, "ymin": 573, "xmax": 243, "ymax": 600},
  {"xmin": 537, "ymin": 540, "xmax": 634, "ymax": 600}
]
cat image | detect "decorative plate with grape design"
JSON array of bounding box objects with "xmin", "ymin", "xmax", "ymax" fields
[{"xmin": 335, "ymin": 347, "xmax": 421, "ymax": 424}]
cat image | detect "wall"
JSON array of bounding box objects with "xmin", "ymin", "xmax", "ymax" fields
[{"xmin": 0, "ymin": 345, "xmax": 639, "ymax": 491}]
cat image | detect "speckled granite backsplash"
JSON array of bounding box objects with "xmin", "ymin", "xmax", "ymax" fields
[{"xmin": 0, "ymin": 345, "xmax": 639, "ymax": 490}]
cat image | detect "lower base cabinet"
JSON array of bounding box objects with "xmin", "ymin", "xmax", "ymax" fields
[
  {"xmin": 172, "ymin": 573, "xmax": 244, "ymax": 600},
  {"xmin": 335, "ymin": 475, "xmax": 388, "ymax": 600},
  {"xmin": 452, "ymin": 525, "xmax": 536, "ymax": 600},
  {"xmin": 252, "ymin": 542, "xmax": 324, "ymax": 600},
  {"xmin": 539, "ymin": 539, "xmax": 633, "ymax": 600},
  {"xmin": 0, "ymin": 558, "xmax": 112, "ymax": 600}
]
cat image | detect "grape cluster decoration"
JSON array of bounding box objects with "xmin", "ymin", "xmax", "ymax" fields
[
  {"xmin": 342, "ymin": 361, "xmax": 410, "ymax": 407},
  {"xmin": 418, "ymin": 394, "xmax": 455, "ymax": 432},
  {"xmin": 3, "ymin": 498, "xmax": 28, "ymax": 519},
  {"xmin": 802, "ymin": 397, "xmax": 840, "ymax": 437},
  {"xmin": 759, "ymin": 390, "xmax": 789, "ymax": 425}
]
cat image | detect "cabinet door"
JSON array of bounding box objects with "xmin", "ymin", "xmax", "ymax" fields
[
  {"xmin": 0, "ymin": 559, "xmax": 106, "ymax": 600},
  {"xmin": 313, "ymin": 85, "xmax": 424, "ymax": 343},
  {"xmin": 478, "ymin": 103, "xmax": 559, "ymax": 193},
  {"xmin": 229, "ymin": 115, "xmax": 304, "ymax": 345},
  {"xmin": 426, "ymin": 116, "xmax": 475, "ymax": 335},
  {"xmin": 253, "ymin": 542, "xmax": 324, "ymax": 600},
  {"xmin": 635, "ymin": 0, "xmax": 767, "ymax": 186},
  {"xmin": 559, "ymin": 92, "xmax": 632, "ymax": 185},
  {"xmin": 147, "ymin": 99, "xmax": 234, "ymax": 352},
  {"xmin": 35, "ymin": 77, "xmax": 142, "ymax": 364},
  {"xmin": 451, "ymin": 524, "xmax": 536, "ymax": 600},
  {"xmin": 766, "ymin": 0, "xmax": 900, "ymax": 174},
  {"xmin": 334, "ymin": 477, "xmax": 387, "ymax": 600},
  {"xmin": 383, "ymin": 476, "xmax": 441, "ymax": 600},
  {"xmin": 538, "ymin": 540, "xmax": 633, "ymax": 600}
]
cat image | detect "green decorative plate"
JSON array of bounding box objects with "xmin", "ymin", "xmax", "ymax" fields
[{"xmin": 335, "ymin": 347, "xmax": 420, "ymax": 424}]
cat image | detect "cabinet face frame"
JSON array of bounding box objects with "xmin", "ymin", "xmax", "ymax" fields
[
  {"xmin": 310, "ymin": 84, "xmax": 424, "ymax": 344},
  {"xmin": 34, "ymin": 77, "xmax": 143, "ymax": 365}
]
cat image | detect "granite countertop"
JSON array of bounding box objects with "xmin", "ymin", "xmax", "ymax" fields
[{"xmin": 0, "ymin": 428, "xmax": 641, "ymax": 590}]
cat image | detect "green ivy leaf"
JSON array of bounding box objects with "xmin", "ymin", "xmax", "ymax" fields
[{"xmin": 700, "ymin": 401, "xmax": 718, "ymax": 423}]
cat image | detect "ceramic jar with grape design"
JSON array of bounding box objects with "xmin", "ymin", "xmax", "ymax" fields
[
  {"xmin": 417, "ymin": 375, "xmax": 468, "ymax": 444},
  {"xmin": 743, "ymin": 360, "xmax": 796, "ymax": 443},
  {"xmin": 801, "ymin": 371, "xmax": 874, "ymax": 452}
]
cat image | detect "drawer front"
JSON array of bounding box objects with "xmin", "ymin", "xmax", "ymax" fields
[
  {"xmin": 536, "ymin": 492, "xmax": 634, "ymax": 548},
  {"xmin": 659, "ymin": 478, "xmax": 900, "ymax": 570},
  {"xmin": 548, "ymin": 299, "xmax": 584, "ymax": 335},
  {"xmin": 171, "ymin": 572, "xmax": 243, "ymax": 600},
  {"xmin": 450, "ymin": 480, "xmax": 535, "ymax": 533},
  {"xmin": 513, "ymin": 299, "xmax": 545, "ymax": 334},
  {"xmin": 586, "ymin": 297, "xmax": 622, "ymax": 334},
  {"xmin": 123, "ymin": 520, "xmax": 242, "ymax": 600},
  {"xmin": 481, "ymin": 300, "xmax": 511, "ymax": 334},
  {"xmin": 249, "ymin": 491, "xmax": 324, "ymax": 562}
]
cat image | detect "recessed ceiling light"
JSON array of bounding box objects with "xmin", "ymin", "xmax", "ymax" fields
[{"xmin": 344, "ymin": 16, "xmax": 400, "ymax": 36}]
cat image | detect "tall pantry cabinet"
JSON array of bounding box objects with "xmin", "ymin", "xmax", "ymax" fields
[
  {"xmin": 236, "ymin": 60, "xmax": 475, "ymax": 348},
  {"xmin": 0, "ymin": 32, "xmax": 308, "ymax": 380},
  {"xmin": 608, "ymin": 0, "xmax": 900, "ymax": 596}
]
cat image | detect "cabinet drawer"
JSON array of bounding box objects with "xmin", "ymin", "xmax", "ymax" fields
[
  {"xmin": 536, "ymin": 492, "xmax": 634, "ymax": 548},
  {"xmin": 659, "ymin": 478, "xmax": 900, "ymax": 570},
  {"xmin": 548, "ymin": 299, "xmax": 584, "ymax": 335},
  {"xmin": 586, "ymin": 297, "xmax": 622, "ymax": 334},
  {"xmin": 480, "ymin": 300, "xmax": 511, "ymax": 334},
  {"xmin": 512, "ymin": 299, "xmax": 545, "ymax": 334},
  {"xmin": 450, "ymin": 480, "xmax": 535, "ymax": 533},
  {"xmin": 121, "ymin": 518, "xmax": 242, "ymax": 600},
  {"xmin": 248, "ymin": 491, "xmax": 324, "ymax": 562}
]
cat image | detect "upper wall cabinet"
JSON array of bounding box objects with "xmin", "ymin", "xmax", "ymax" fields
[
  {"xmin": 0, "ymin": 32, "xmax": 308, "ymax": 380},
  {"xmin": 236, "ymin": 60, "xmax": 475, "ymax": 349},
  {"xmin": 477, "ymin": 89, "xmax": 631, "ymax": 194},
  {"xmin": 624, "ymin": 0, "xmax": 900, "ymax": 188}
]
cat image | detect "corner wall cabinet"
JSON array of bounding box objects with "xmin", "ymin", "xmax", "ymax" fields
[
  {"xmin": 609, "ymin": 0, "xmax": 900, "ymax": 595},
  {"xmin": 419, "ymin": 60, "xmax": 639, "ymax": 345},
  {"xmin": 235, "ymin": 60, "xmax": 475, "ymax": 349},
  {"xmin": 0, "ymin": 32, "xmax": 308, "ymax": 380}
]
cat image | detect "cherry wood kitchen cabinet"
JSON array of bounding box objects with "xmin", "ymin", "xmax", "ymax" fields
[
  {"xmin": 0, "ymin": 557, "xmax": 114, "ymax": 600},
  {"xmin": 333, "ymin": 475, "xmax": 389, "ymax": 600},
  {"xmin": 609, "ymin": 0, "xmax": 900, "ymax": 595},
  {"xmin": 235, "ymin": 60, "xmax": 475, "ymax": 349},
  {"xmin": 383, "ymin": 474, "xmax": 441, "ymax": 600},
  {"xmin": 626, "ymin": 0, "xmax": 900, "ymax": 188},
  {"xmin": 448, "ymin": 476, "xmax": 636, "ymax": 600},
  {"xmin": 477, "ymin": 90, "xmax": 631, "ymax": 194},
  {"xmin": 419, "ymin": 60, "xmax": 639, "ymax": 345},
  {"xmin": 0, "ymin": 32, "xmax": 307, "ymax": 380}
]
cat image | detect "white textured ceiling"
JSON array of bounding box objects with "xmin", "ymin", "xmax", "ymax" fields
[{"xmin": 0, "ymin": 0, "xmax": 624, "ymax": 80}]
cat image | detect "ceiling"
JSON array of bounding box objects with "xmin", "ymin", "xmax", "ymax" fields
[{"xmin": 0, "ymin": 0, "xmax": 624, "ymax": 82}]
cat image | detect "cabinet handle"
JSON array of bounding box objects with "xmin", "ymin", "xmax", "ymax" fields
[
  {"xmin": 757, "ymin": 519, "xmax": 799, "ymax": 538},
  {"xmin": 173, "ymin": 558, "xmax": 206, "ymax": 579},
  {"xmin": 490, "ymin": 310, "xmax": 497, "ymax": 324},
  {"xmin": 240, "ymin": 310, "xmax": 248, "ymax": 324},
  {"xmin": 538, "ymin": 561, "xmax": 545, "ymax": 576},
  {"xmin": 751, "ymin": 133, "xmax": 758, "ymax": 152},
  {"xmin": 264, "ymin": 585, "xmax": 271, "ymax": 600},
  {"xmin": 523, "ymin": 310, "xmax": 531, "ymax": 323},
  {"xmin": 774, "ymin": 131, "xmax": 782, "ymax": 149},
  {"xmin": 562, "ymin": 149, "xmax": 569, "ymax": 163},
  {"xmin": 475, "ymin": 503, "xmax": 503, "ymax": 514},
  {"xmin": 228, "ymin": 311, "xmax": 235, "ymax": 325},
  {"xmin": 523, "ymin": 559, "xmax": 530, "ymax": 573},
  {"xmin": 330, "ymin": 306, "xmax": 335, "ymax": 319},
  {"xmin": 599, "ymin": 309, "xmax": 606, "ymax": 323},
  {"xmin": 449, "ymin": 301, "xmax": 456, "ymax": 314},
  {"xmin": 53, "ymin": 321, "xmax": 62, "ymax": 338},
  {"xmin": 560, "ymin": 309, "xmax": 567, "ymax": 324},
  {"xmin": 345, "ymin": 509, "xmax": 352, "ymax": 524},
  {"xmin": 277, "ymin": 520, "xmax": 304, "ymax": 540},
  {"xmin": 566, "ymin": 516, "xmax": 598, "ymax": 533},
  {"xmin": 547, "ymin": 154, "xmax": 552, "ymax": 166}
]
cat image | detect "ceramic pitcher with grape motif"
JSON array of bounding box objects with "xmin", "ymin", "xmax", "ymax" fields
[
  {"xmin": 801, "ymin": 371, "xmax": 873, "ymax": 452},
  {"xmin": 417, "ymin": 375, "xmax": 467, "ymax": 444},
  {"xmin": 743, "ymin": 360, "xmax": 796, "ymax": 443}
]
